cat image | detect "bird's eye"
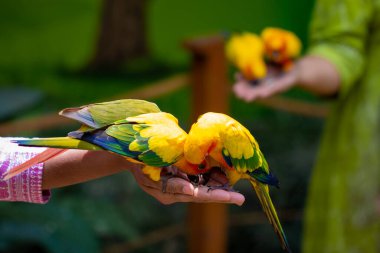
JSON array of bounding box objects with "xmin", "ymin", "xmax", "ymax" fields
[{"xmin": 198, "ymin": 161, "xmax": 207, "ymax": 170}]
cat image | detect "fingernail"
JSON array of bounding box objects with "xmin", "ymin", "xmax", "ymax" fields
[
  {"xmin": 232, "ymin": 194, "xmax": 245, "ymax": 206},
  {"xmin": 182, "ymin": 185, "xmax": 193, "ymax": 195}
]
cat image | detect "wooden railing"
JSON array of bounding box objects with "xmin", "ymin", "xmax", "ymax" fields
[
  {"xmin": 0, "ymin": 74, "xmax": 189, "ymax": 136},
  {"xmin": 184, "ymin": 34, "xmax": 230, "ymax": 253}
]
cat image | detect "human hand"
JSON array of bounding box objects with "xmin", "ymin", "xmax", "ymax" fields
[
  {"xmin": 233, "ymin": 69, "xmax": 298, "ymax": 102},
  {"xmin": 130, "ymin": 167, "xmax": 245, "ymax": 206}
]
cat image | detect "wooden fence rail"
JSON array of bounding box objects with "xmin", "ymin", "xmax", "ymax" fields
[{"xmin": 0, "ymin": 74, "xmax": 188, "ymax": 136}]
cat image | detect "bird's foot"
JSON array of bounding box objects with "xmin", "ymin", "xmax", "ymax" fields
[
  {"xmin": 188, "ymin": 174, "xmax": 209, "ymax": 187},
  {"xmin": 207, "ymin": 183, "xmax": 236, "ymax": 192}
]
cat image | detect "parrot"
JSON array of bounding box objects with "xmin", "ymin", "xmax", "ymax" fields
[
  {"xmin": 3, "ymin": 99, "xmax": 199, "ymax": 183},
  {"xmin": 3, "ymin": 99, "xmax": 162, "ymax": 180},
  {"xmin": 184, "ymin": 112, "xmax": 291, "ymax": 252},
  {"xmin": 225, "ymin": 32, "xmax": 267, "ymax": 82},
  {"xmin": 261, "ymin": 27, "xmax": 302, "ymax": 71}
]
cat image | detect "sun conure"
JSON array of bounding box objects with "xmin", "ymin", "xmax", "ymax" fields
[
  {"xmin": 225, "ymin": 32, "xmax": 267, "ymax": 81},
  {"xmin": 261, "ymin": 27, "xmax": 302, "ymax": 71},
  {"xmin": 4, "ymin": 100, "xmax": 198, "ymax": 181},
  {"xmin": 184, "ymin": 112, "xmax": 291, "ymax": 252}
]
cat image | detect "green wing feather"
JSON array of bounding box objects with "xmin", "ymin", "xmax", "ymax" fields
[
  {"xmin": 59, "ymin": 99, "xmax": 161, "ymax": 129},
  {"xmin": 220, "ymin": 122, "xmax": 278, "ymax": 187},
  {"xmin": 220, "ymin": 122, "xmax": 264, "ymax": 173},
  {"xmin": 104, "ymin": 114, "xmax": 186, "ymax": 167}
]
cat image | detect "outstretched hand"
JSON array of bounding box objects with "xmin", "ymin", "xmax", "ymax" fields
[
  {"xmin": 233, "ymin": 56, "xmax": 342, "ymax": 101},
  {"xmin": 130, "ymin": 167, "xmax": 245, "ymax": 206},
  {"xmin": 233, "ymin": 70, "xmax": 297, "ymax": 102}
]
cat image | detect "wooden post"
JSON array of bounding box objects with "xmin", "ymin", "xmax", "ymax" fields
[{"xmin": 183, "ymin": 35, "xmax": 229, "ymax": 253}]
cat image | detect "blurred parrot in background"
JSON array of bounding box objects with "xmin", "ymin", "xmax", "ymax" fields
[
  {"xmin": 225, "ymin": 32, "xmax": 267, "ymax": 82},
  {"xmin": 184, "ymin": 112, "xmax": 291, "ymax": 252},
  {"xmin": 4, "ymin": 100, "xmax": 198, "ymax": 182},
  {"xmin": 261, "ymin": 27, "xmax": 302, "ymax": 71}
]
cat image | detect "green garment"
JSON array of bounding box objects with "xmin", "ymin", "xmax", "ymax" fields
[{"xmin": 303, "ymin": 0, "xmax": 380, "ymax": 252}]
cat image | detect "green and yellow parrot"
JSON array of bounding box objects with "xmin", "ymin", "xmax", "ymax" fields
[
  {"xmin": 4, "ymin": 99, "xmax": 198, "ymax": 181},
  {"xmin": 184, "ymin": 112, "xmax": 291, "ymax": 252},
  {"xmin": 261, "ymin": 27, "xmax": 302, "ymax": 71},
  {"xmin": 225, "ymin": 32, "xmax": 267, "ymax": 81}
]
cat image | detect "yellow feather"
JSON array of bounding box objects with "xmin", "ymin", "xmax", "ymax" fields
[
  {"xmin": 226, "ymin": 32, "xmax": 267, "ymax": 80},
  {"xmin": 142, "ymin": 166, "xmax": 162, "ymax": 182},
  {"xmin": 261, "ymin": 27, "xmax": 302, "ymax": 64},
  {"xmin": 127, "ymin": 112, "xmax": 188, "ymax": 164}
]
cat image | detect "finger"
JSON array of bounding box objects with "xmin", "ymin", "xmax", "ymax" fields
[
  {"xmin": 165, "ymin": 177, "xmax": 194, "ymax": 195},
  {"xmin": 233, "ymin": 82, "xmax": 253, "ymax": 100},
  {"xmin": 234, "ymin": 72, "xmax": 244, "ymax": 81},
  {"xmin": 141, "ymin": 185, "xmax": 196, "ymax": 205},
  {"xmin": 243, "ymin": 86, "xmax": 266, "ymax": 101},
  {"xmin": 130, "ymin": 167, "xmax": 162, "ymax": 190},
  {"xmin": 229, "ymin": 192, "xmax": 245, "ymax": 206},
  {"xmin": 232, "ymin": 82, "xmax": 247, "ymax": 97},
  {"xmin": 193, "ymin": 186, "xmax": 246, "ymax": 206},
  {"xmin": 193, "ymin": 186, "xmax": 230, "ymax": 202},
  {"xmin": 259, "ymin": 72, "xmax": 297, "ymax": 96},
  {"xmin": 243, "ymin": 77, "xmax": 290, "ymax": 101},
  {"xmin": 140, "ymin": 186, "xmax": 175, "ymax": 205},
  {"xmin": 140, "ymin": 183, "xmax": 245, "ymax": 206}
]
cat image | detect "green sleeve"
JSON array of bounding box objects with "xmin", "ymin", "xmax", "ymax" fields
[{"xmin": 307, "ymin": 0, "xmax": 374, "ymax": 98}]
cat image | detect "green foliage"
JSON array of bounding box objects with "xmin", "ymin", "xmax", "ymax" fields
[
  {"xmin": 0, "ymin": 201, "xmax": 99, "ymax": 253},
  {"xmin": 58, "ymin": 197, "xmax": 138, "ymax": 239}
]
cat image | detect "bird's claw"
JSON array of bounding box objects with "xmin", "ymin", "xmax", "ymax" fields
[
  {"xmin": 207, "ymin": 183, "xmax": 236, "ymax": 193},
  {"xmin": 188, "ymin": 174, "xmax": 209, "ymax": 187}
]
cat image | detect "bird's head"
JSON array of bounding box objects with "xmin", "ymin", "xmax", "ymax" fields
[
  {"xmin": 261, "ymin": 27, "xmax": 301, "ymax": 64},
  {"xmin": 174, "ymin": 157, "xmax": 204, "ymax": 175},
  {"xmin": 184, "ymin": 114, "xmax": 224, "ymax": 174}
]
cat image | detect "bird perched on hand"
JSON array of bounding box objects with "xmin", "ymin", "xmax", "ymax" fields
[
  {"xmin": 184, "ymin": 112, "xmax": 291, "ymax": 252},
  {"xmin": 226, "ymin": 32, "xmax": 267, "ymax": 82},
  {"xmin": 261, "ymin": 27, "xmax": 302, "ymax": 71},
  {"xmin": 4, "ymin": 99, "xmax": 198, "ymax": 182}
]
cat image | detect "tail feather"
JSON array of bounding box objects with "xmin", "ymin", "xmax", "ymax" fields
[
  {"xmin": 249, "ymin": 179, "xmax": 291, "ymax": 252},
  {"xmin": 12, "ymin": 137, "xmax": 103, "ymax": 151},
  {"xmin": 3, "ymin": 148, "xmax": 65, "ymax": 180}
]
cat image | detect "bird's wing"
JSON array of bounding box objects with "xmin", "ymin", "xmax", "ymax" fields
[
  {"xmin": 220, "ymin": 121, "xmax": 278, "ymax": 186},
  {"xmin": 220, "ymin": 121, "xmax": 262, "ymax": 172},
  {"xmin": 59, "ymin": 99, "xmax": 161, "ymax": 129},
  {"xmin": 83, "ymin": 113, "xmax": 186, "ymax": 167}
]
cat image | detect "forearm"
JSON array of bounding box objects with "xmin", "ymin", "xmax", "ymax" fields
[
  {"xmin": 295, "ymin": 56, "xmax": 341, "ymax": 97},
  {"xmin": 42, "ymin": 150, "xmax": 245, "ymax": 205},
  {"xmin": 42, "ymin": 150, "xmax": 139, "ymax": 189}
]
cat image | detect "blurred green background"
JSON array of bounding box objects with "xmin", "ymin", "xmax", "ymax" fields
[{"xmin": 0, "ymin": 0, "xmax": 321, "ymax": 252}]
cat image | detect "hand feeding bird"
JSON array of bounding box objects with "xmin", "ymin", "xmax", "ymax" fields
[
  {"xmin": 4, "ymin": 99, "xmax": 290, "ymax": 250},
  {"xmin": 3, "ymin": 99, "xmax": 199, "ymax": 186},
  {"xmin": 184, "ymin": 112, "xmax": 291, "ymax": 252}
]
